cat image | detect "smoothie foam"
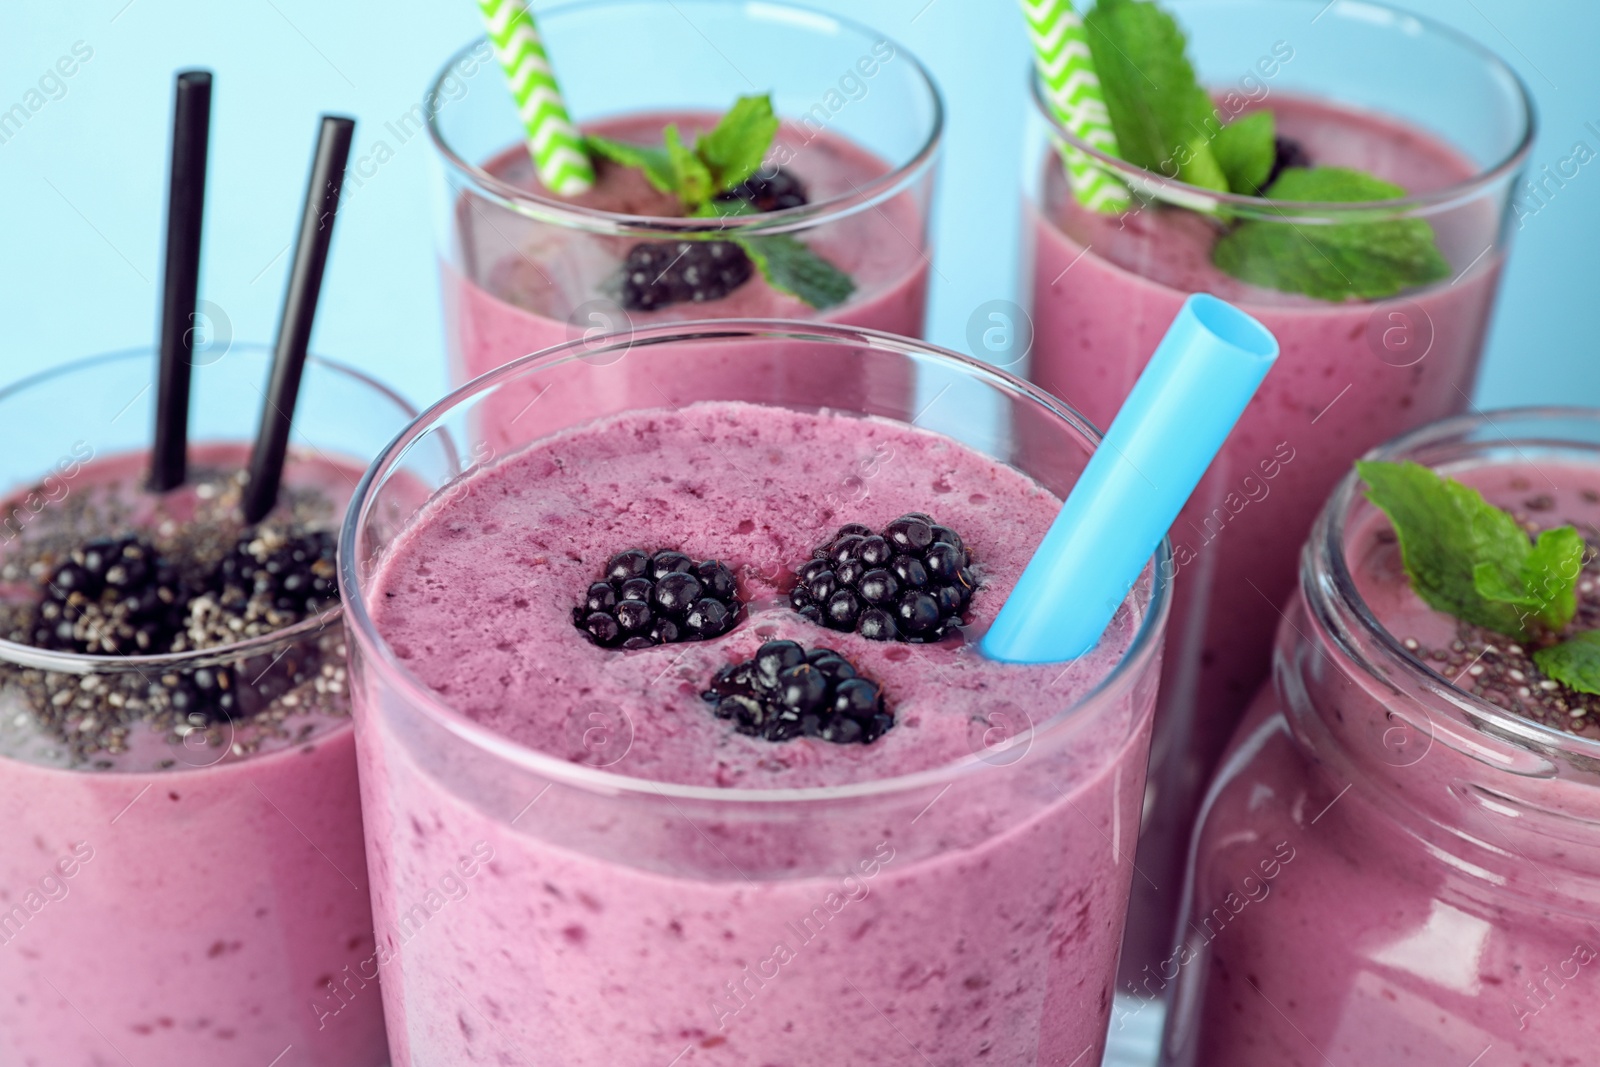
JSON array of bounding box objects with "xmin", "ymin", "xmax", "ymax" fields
[{"xmin": 358, "ymin": 401, "xmax": 1161, "ymax": 1065}]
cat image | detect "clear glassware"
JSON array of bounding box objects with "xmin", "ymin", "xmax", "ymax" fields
[
  {"xmin": 1018, "ymin": 0, "xmax": 1536, "ymax": 988},
  {"xmin": 341, "ymin": 320, "xmax": 1171, "ymax": 1066},
  {"xmin": 1163, "ymin": 407, "xmax": 1600, "ymax": 1066},
  {"xmin": 0, "ymin": 345, "xmax": 413, "ymax": 1067},
  {"xmin": 426, "ymin": 0, "xmax": 942, "ymax": 441}
]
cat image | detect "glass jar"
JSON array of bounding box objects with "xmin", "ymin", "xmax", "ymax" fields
[{"xmin": 1163, "ymin": 407, "xmax": 1600, "ymax": 1066}]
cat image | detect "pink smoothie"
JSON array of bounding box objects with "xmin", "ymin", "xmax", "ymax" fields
[
  {"xmin": 1027, "ymin": 93, "xmax": 1507, "ymax": 973},
  {"xmin": 1169, "ymin": 463, "xmax": 1600, "ymax": 1066},
  {"xmin": 0, "ymin": 446, "xmax": 386, "ymax": 1067},
  {"xmin": 443, "ymin": 112, "xmax": 931, "ymax": 446},
  {"xmin": 357, "ymin": 401, "xmax": 1162, "ymax": 1066}
]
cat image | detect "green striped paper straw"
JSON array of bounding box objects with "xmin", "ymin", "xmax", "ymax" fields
[
  {"xmin": 479, "ymin": 0, "xmax": 595, "ymax": 196},
  {"xmin": 1021, "ymin": 0, "xmax": 1130, "ymax": 213}
]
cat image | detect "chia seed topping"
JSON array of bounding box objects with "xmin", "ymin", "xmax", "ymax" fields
[
  {"xmin": 0, "ymin": 461, "xmax": 352, "ymax": 769},
  {"xmin": 1389, "ymin": 491, "xmax": 1600, "ymax": 742}
]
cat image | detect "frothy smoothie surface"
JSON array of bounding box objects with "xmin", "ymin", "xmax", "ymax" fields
[{"xmin": 371, "ymin": 401, "xmax": 1138, "ymax": 788}]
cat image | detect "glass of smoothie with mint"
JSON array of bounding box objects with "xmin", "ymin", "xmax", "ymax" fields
[
  {"xmin": 0, "ymin": 346, "xmax": 412, "ymax": 1066},
  {"xmin": 341, "ymin": 320, "xmax": 1171, "ymax": 1066},
  {"xmin": 427, "ymin": 0, "xmax": 941, "ymax": 439},
  {"xmin": 1021, "ymin": 0, "xmax": 1534, "ymax": 982},
  {"xmin": 1163, "ymin": 407, "xmax": 1600, "ymax": 1066}
]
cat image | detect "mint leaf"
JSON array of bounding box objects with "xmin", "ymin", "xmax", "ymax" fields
[
  {"xmin": 1472, "ymin": 526, "xmax": 1585, "ymax": 633},
  {"xmin": 1357, "ymin": 460, "xmax": 1585, "ymax": 640},
  {"xmin": 663, "ymin": 125, "xmax": 714, "ymax": 211},
  {"xmin": 584, "ymin": 135, "xmax": 676, "ymax": 194},
  {"xmin": 736, "ymin": 234, "xmax": 855, "ymax": 310},
  {"xmin": 586, "ymin": 96, "xmax": 779, "ymax": 215},
  {"xmin": 1084, "ymin": 0, "xmax": 1228, "ymax": 193},
  {"xmin": 1213, "ymin": 167, "xmax": 1451, "ymax": 300},
  {"xmin": 1213, "ymin": 110, "xmax": 1275, "ymax": 196},
  {"xmin": 1534, "ymin": 632, "xmax": 1600, "ymax": 696},
  {"xmin": 586, "ymin": 96, "xmax": 854, "ymax": 308},
  {"xmin": 695, "ymin": 94, "xmax": 779, "ymax": 193}
]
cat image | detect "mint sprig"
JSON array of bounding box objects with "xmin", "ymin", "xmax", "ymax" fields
[
  {"xmin": 1083, "ymin": 0, "xmax": 1453, "ymax": 302},
  {"xmin": 1357, "ymin": 460, "xmax": 1584, "ymax": 642},
  {"xmin": 583, "ymin": 94, "xmax": 853, "ymax": 309},
  {"xmin": 1213, "ymin": 168, "xmax": 1451, "ymax": 301}
]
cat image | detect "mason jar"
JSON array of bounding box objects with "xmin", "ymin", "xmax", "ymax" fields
[{"xmin": 1163, "ymin": 407, "xmax": 1600, "ymax": 1066}]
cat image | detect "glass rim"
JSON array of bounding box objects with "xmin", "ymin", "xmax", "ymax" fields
[
  {"xmin": 1313, "ymin": 405, "xmax": 1600, "ymax": 761},
  {"xmin": 340, "ymin": 319, "xmax": 1174, "ymax": 805},
  {"xmin": 1031, "ymin": 0, "xmax": 1537, "ymax": 217},
  {"xmin": 426, "ymin": 0, "xmax": 945, "ymax": 237},
  {"xmin": 0, "ymin": 345, "xmax": 416, "ymax": 677}
]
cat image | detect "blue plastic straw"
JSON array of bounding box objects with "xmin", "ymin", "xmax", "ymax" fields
[{"xmin": 982, "ymin": 294, "xmax": 1279, "ymax": 664}]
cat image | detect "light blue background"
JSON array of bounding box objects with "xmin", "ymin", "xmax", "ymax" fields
[{"xmin": 0, "ymin": 0, "xmax": 1591, "ymax": 412}]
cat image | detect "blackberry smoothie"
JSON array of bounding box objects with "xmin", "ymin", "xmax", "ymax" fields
[
  {"xmin": 444, "ymin": 112, "xmax": 931, "ymax": 445},
  {"xmin": 1029, "ymin": 89, "xmax": 1522, "ymax": 975},
  {"xmin": 430, "ymin": 2, "xmax": 941, "ymax": 446},
  {"xmin": 449, "ymin": 113, "xmax": 930, "ymax": 365},
  {"xmin": 1165, "ymin": 419, "xmax": 1600, "ymax": 1066},
  {"xmin": 0, "ymin": 442, "xmax": 387, "ymax": 1067},
  {"xmin": 349, "ymin": 358, "xmax": 1168, "ymax": 1064}
]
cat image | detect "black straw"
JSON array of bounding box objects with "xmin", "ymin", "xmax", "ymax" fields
[
  {"xmin": 242, "ymin": 115, "xmax": 356, "ymax": 525},
  {"xmin": 150, "ymin": 69, "xmax": 212, "ymax": 492}
]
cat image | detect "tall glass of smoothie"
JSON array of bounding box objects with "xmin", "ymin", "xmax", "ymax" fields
[
  {"xmin": 425, "ymin": 0, "xmax": 941, "ymax": 442},
  {"xmin": 1163, "ymin": 407, "xmax": 1600, "ymax": 1066},
  {"xmin": 1021, "ymin": 0, "xmax": 1535, "ymax": 984},
  {"xmin": 0, "ymin": 346, "xmax": 412, "ymax": 1066},
  {"xmin": 342, "ymin": 321, "xmax": 1170, "ymax": 1065}
]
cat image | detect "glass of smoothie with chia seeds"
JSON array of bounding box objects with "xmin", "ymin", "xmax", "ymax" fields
[
  {"xmin": 341, "ymin": 321, "xmax": 1170, "ymax": 1066},
  {"xmin": 1020, "ymin": 0, "xmax": 1534, "ymax": 989},
  {"xmin": 426, "ymin": 0, "xmax": 941, "ymax": 443},
  {"xmin": 0, "ymin": 345, "xmax": 412, "ymax": 1067},
  {"xmin": 1164, "ymin": 407, "xmax": 1600, "ymax": 1067}
]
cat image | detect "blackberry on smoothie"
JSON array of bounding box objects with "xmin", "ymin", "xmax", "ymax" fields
[
  {"xmin": 1165, "ymin": 409, "xmax": 1600, "ymax": 1067},
  {"xmin": 1020, "ymin": 0, "xmax": 1533, "ymax": 983}
]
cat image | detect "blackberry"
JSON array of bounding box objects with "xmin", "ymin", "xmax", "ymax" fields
[
  {"xmin": 789, "ymin": 514, "xmax": 977, "ymax": 643},
  {"xmin": 1265, "ymin": 135, "xmax": 1311, "ymax": 190},
  {"xmin": 30, "ymin": 536, "xmax": 188, "ymax": 654},
  {"xmin": 214, "ymin": 528, "xmax": 339, "ymax": 617},
  {"xmin": 702, "ymin": 640, "xmax": 893, "ymax": 744},
  {"xmin": 714, "ymin": 167, "xmax": 809, "ymax": 213},
  {"xmin": 575, "ymin": 548, "xmax": 741, "ymax": 648},
  {"xmin": 619, "ymin": 240, "xmax": 753, "ymax": 312}
]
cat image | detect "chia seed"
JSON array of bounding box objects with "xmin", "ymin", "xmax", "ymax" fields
[
  {"xmin": 1399, "ymin": 511, "xmax": 1600, "ymax": 742},
  {"xmin": 0, "ymin": 463, "xmax": 351, "ymax": 769}
]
